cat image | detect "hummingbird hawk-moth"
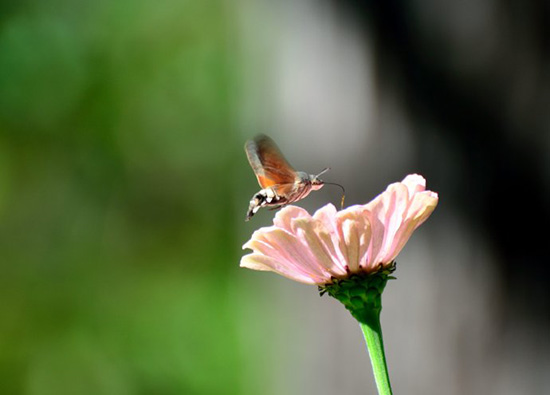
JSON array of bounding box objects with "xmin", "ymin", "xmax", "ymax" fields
[{"xmin": 244, "ymin": 134, "xmax": 343, "ymax": 221}]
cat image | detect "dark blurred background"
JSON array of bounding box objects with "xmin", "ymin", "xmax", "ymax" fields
[{"xmin": 0, "ymin": 0, "xmax": 548, "ymax": 394}]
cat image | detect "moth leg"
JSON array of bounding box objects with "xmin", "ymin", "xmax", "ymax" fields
[
  {"xmin": 266, "ymin": 194, "xmax": 288, "ymax": 211},
  {"xmin": 268, "ymin": 202, "xmax": 287, "ymax": 211}
]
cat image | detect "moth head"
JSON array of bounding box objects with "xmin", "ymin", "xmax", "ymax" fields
[{"xmin": 310, "ymin": 168, "xmax": 330, "ymax": 190}]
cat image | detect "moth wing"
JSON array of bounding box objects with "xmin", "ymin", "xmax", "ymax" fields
[
  {"xmin": 270, "ymin": 183, "xmax": 297, "ymax": 197},
  {"xmin": 245, "ymin": 134, "xmax": 298, "ymax": 188}
]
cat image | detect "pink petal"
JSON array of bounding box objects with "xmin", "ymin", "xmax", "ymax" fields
[
  {"xmin": 335, "ymin": 206, "xmax": 371, "ymax": 273},
  {"xmin": 273, "ymin": 206, "xmax": 311, "ymax": 232},
  {"xmin": 363, "ymin": 176, "xmax": 438, "ymax": 266},
  {"xmin": 243, "ymin": 227, "xmax": 332, "ymax": 282},
  {"xmin": 383, "ymin": 191, "xmax": 439, "ymax": 263},
  {"xmin": 311, "ymin": 204, "xmax": 348, "ymax": 272},
  {"xmin": 404, "ymin": 190, "xmax": 439, "ymax": 227},
  {"xmin": 291, "ymin": 217, "xmax": 347, "ymax": 277},
  {"xmin": 401, "ymin": 174, "xmax": 427, "ymax": 195},
  {"xmin": 240, "ymin": 253, "xmax": 322, "ymax": 284},
  {"xmin": 360, "ymin": 183, "xmax": 404, "ymax": 269},
  {"xmin": 327, "ymin": 205, "xmax": 362, "ymax": 267},
  {"xmin": 312, "ymin": 203, "xmax": 338, "ymax": 225}
]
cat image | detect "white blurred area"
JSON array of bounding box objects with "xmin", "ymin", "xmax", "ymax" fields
[{"xmin": 235, "ymin": 0, "xmax": 549, "ymax": 394}]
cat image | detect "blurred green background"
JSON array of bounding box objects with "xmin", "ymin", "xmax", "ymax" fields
[{"xmin": 0, "ymin": 1, "xmax": 274, "ymax": 394}]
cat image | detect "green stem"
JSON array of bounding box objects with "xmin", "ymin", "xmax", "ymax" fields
[{"xmin": 358, "ymin": 308, "xmax": 393, "ymax": 395}]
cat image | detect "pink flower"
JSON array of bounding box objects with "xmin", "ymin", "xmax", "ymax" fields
[{"xmin": 241, "ymin": 174, "xmax": 438, "ymax": 285}]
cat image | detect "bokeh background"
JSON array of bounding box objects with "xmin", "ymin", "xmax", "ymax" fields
[{"xmin": 0, "ymin": 0, "xmax": 548, "ymax": 394}]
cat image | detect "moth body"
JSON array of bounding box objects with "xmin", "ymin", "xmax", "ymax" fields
[{"xmin": 245, "ymin": 171, "xmax": 325, "ymax": 221}]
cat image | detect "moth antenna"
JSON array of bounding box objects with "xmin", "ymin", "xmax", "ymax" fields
[
  {"xmin": 315, "ymin": 167, "xmax": 331, "ymax": 178},
  {"xmin": 324, "ymin": 182, "xmax": 346, "ymax": 209}
]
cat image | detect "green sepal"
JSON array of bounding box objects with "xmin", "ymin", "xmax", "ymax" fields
[{"xmin": 318, "ymin": 261, "xmax": 396, "ymax": 323}]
